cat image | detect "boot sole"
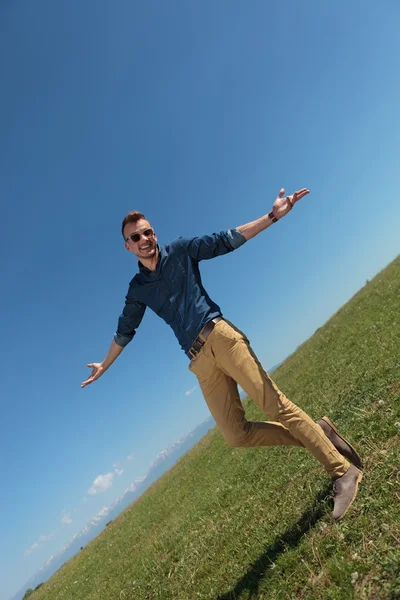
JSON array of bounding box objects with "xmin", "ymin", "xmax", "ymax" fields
[
  {"xmin": 333, "ymin": 470, "xmax": 363, "ymax": 522},
  {"xmin": 321, "ymin": 416, "xmax": 363, "ymax": 469}
]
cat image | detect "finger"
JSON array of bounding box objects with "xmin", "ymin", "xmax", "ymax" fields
[
  {"xmin": 296, "ymin": 188, "xmax": 310, "ymax": 199},
  {"xmin": 83, "ymin": 372, "xmax": 98, "ymax": 384},
  {"xmin": 87, "ymin": 364, "xmax": 94, "ymax": 368},
  {"xmin": 81, "ymin": 378, "xmax": 93, "ymax": 388},
  {"xmin": 287, "ymin": 193, "xmax": 296, "ymax": 208},
  {"xmin": 292, "ymin": 190, "xmax": 308, "ymax": 203},
  {"xmin": 278, "ymin": 188, "xmax": 285, "ymax": 198}
]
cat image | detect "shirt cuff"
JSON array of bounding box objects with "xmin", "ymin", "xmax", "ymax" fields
[
  {"xmin": 228, "ymin": 228, "xmax": 247, "ymax": 249},
  {"xmin": 113, "ymin": 331, "xmax": 134, "ymax": 347}
]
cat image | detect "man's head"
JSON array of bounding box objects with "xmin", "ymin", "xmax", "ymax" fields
[{"xmin": 122, "ymin": 211, "xmax": 158, "ymax": 260}]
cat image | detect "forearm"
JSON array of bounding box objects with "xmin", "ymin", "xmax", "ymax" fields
[
  {"xmin": 237, "ymin": 187, "xmax": 309, "ymax": 241},
  {"xmin": 236, "ymin": 212, "xmax": 275, "ymax": 241},
  {"xmin": 81, "ymin": 339, "xmax": 125, "ymax": 388},
  {"xmin": 102, "ymin": 339, "xmax": 125, "ymax": 371}
]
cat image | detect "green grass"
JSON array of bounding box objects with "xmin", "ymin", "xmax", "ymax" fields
[{"xmin": 33, "ymin": 257, "xmax": 400, "ymax": 600}]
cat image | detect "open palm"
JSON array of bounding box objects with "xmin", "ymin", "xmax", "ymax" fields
[
  {"xmin": 81, "ymin": 363, "xmax": 104, "ymax": 388},
  {"xmin": 272, "ymin": 188, "xmax": 310, "ymax": 219}
]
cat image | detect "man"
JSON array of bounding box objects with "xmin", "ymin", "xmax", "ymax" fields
[{"xmin": 82, "ymin": 188, "xmax": 363, "ymax": 521}]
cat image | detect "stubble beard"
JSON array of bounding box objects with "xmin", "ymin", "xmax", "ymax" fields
[{"xmin": 137, "ymin": 239, "xmax": 157, "ymax": 260}]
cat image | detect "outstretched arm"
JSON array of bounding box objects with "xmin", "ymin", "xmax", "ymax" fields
[
  {"xmin": 81, "ymin": 294, "xmax": 146, "ymax": 388},
  {"xmin": 237, "ymin": 187, "xmax": 309, "ymax": 241}
]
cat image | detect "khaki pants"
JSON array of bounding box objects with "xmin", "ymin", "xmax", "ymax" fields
[{"xmin": 189, "ymin": 319, "xmax": 350, "ymax": 478}]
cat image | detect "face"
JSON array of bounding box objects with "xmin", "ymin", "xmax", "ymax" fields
[{"xmin": 123, "ymin": 219, "xmax": 158, "ymax": 260}]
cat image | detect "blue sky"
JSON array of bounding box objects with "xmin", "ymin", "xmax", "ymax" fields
[{"xmin": 1, "ymin": 1, "xmax": 400, "ymax": 597}]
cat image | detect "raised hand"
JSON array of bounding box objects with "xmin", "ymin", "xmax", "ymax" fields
[
  {"xmin": 272, "ymin": 188, "xmax": 310, "ymax": 220},
  {"xmin": 81, "ymin": 362, "xmax": 105, "ymax": 388}
]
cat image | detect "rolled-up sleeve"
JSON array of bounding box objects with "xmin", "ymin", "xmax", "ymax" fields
[
  {"xmin": 177, "ymin": 228, "xmax": 246, "ymax": 261},
  {"xmin": 114, "ymin": 295, "xmax": 146, "ymax": 347}
]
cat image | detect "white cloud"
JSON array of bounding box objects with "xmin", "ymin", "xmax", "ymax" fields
[
  {"xmin": 41, "ymin": 554, "xmax": 55, "ymax": 570},
  {"xmin": 25, "ymin": 531, "xmax": 56, "ymax": 556},
  {"xmin": 61, "ymin": 512, "xmax": 72, "ymax": 525},
  {"xmin": 127, "ymin": 452, "xmax": 135, "ymax": 461},
  {"xmin": 25, "ymin": 543, "xmax": 38, "ymax": 556},
  {"xmin": 88, "ymin": 472, "xmax": 114, "ymax": 495},
  {"xmin": 185, "ymin": 385, "xmax": 197, "ymax": 397},
  {"xmin": 112, "ymin": 462, "xmax": 124, "ymax": 476},
  {"xmin": 125, "ymin": 475, "xmax": 147, "ymax": 494},
  {"xmin": 89, "ymin": 504, "xmax": 112, "ymax": 526}
]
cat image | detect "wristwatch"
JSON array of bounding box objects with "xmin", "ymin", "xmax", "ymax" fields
[{"xmin": 268, "ymin": 210, "xmax": 278, "ymax": 223}]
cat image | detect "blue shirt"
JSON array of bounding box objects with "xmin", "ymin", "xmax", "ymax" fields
[{"xmin": 114, "ymin": 228, "xmax": 246, "ymax": 353}]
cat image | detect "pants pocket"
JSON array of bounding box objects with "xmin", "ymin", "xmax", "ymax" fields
[{"xmin": 215, "ymin": 319, "xmax": 249, "ymax": 344}]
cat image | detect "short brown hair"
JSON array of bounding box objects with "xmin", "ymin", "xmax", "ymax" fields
[{"xmin": 121, "ymin": 211, "xmax": 146, "ymax": 238}]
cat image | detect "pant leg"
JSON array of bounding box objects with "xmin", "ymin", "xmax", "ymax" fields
[
  {"xmin": 208, "ymin": 319, "xmax": 350, "ymax": 478},
  {"xmin": 189, "ymin": 334, "xmax": 304, "ymax": 448}
]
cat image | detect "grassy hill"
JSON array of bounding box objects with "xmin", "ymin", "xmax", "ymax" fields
[{"xmin": 31, "ymin": 257, "xmax": 400, "ymax": 600}]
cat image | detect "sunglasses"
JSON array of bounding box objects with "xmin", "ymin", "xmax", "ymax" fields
[{"xmin": 125, "ymin": 228, "xmax": 154, "ymax": 244}]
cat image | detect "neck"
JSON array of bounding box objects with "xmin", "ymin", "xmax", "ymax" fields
[{"xmin": 139, "ymin": 246, "xmax": 159, "ymax": 271}]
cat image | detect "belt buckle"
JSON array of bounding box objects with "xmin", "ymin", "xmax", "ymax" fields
[
  {"xmin": 192, "ymin": 337, "xmax": 205, "ymax": 353},
  {"xmin": 188, "ymin": 348, "xmax": 197, "ymax": 360},
  {"xmin": 188, "ymin": 336, "xmax": 205, "ymax": 360}
]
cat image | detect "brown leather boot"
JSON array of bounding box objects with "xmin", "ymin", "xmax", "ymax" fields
[
  {"xmin": 332, "ymin": 465, "xmax": 363, "ymax": 521},
  {"xmin": 317, "ymin": 416, "xmax": 363, "ymax": 469}
]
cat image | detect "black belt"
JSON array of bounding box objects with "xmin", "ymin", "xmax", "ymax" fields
[{"xmin": 186, "ymin": 317, "xmax": 223, "ymax": 360}]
